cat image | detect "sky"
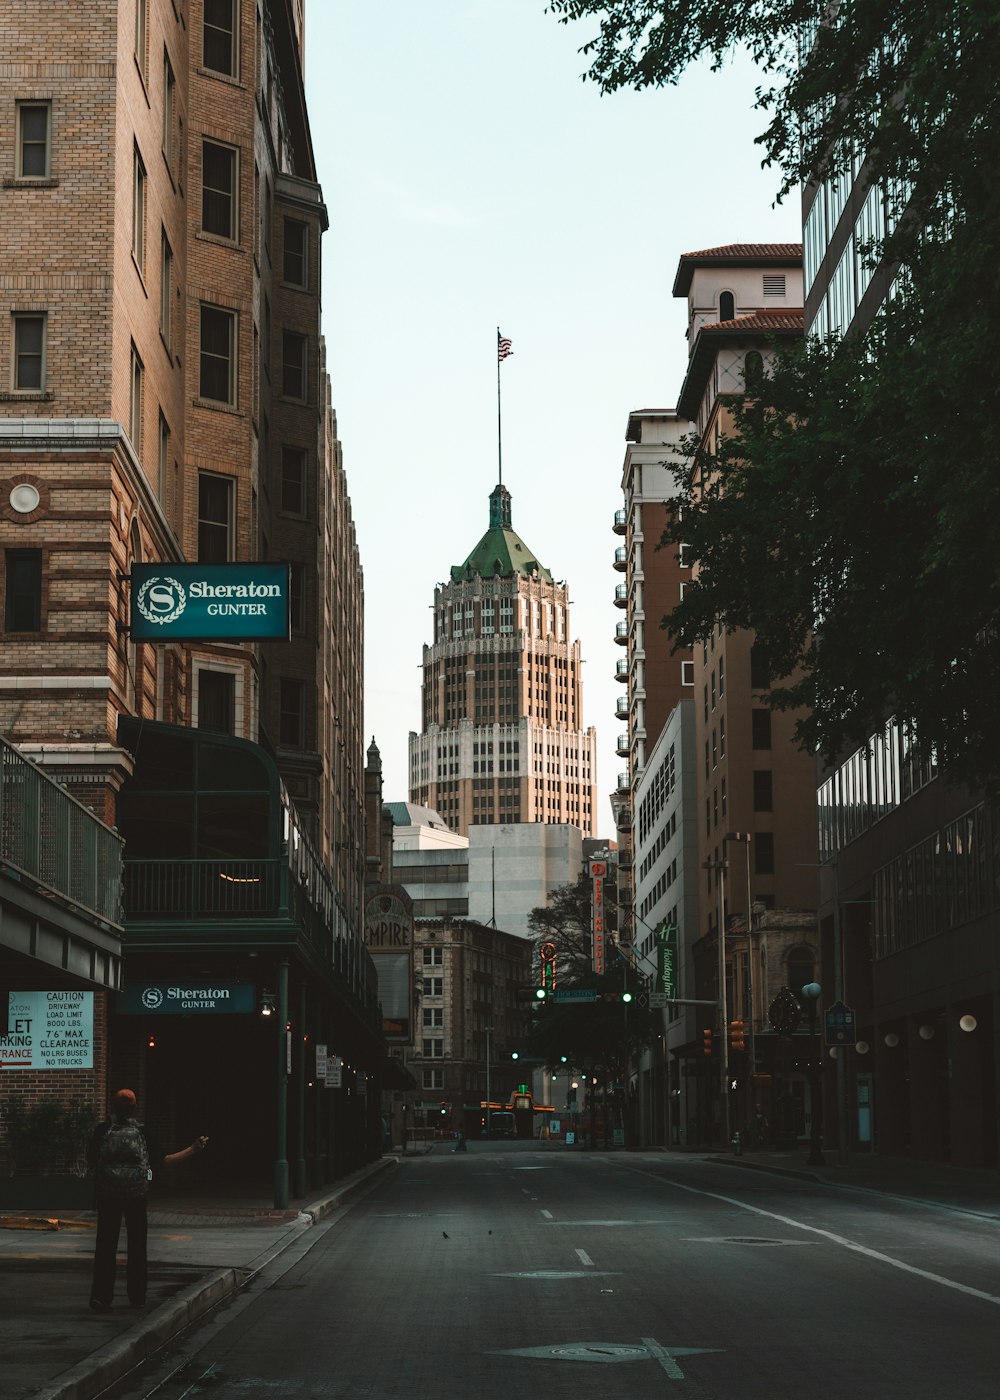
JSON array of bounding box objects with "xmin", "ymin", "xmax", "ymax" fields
[{"xmin": 305, "ymin": 1, "xmax": 802, "ymax": 829}]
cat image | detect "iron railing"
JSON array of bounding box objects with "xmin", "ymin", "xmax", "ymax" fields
[
  {"xmin": 0, "ymin": 736, "xmax": 124, "ymax": 928},
  {"xmin": 123, "ymin": 858, "xmax": 282, "ymax": 919}
]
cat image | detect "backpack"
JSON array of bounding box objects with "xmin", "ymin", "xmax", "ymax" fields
[{"xmin": 95, "ymin": 1119, "xmax": 150, "ymax": 1199}]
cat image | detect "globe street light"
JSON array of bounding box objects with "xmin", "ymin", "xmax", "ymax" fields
[{"xmin": 800, "ymin": 982, "xmax": 826, "ymax": 1166}]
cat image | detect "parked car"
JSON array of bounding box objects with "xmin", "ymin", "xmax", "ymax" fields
[{"xmin": 488, "ymin": 1111, "xmax": 517, "ymax": 1139}]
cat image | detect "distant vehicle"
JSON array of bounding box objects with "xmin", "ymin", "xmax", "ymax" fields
[{"xmin": 488, "ymin": 1112, "xmax": 517, "ymax": 1139}]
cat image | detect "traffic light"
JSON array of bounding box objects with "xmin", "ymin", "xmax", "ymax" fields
[
  {"xmin": 535, "ymin": 986, "xmax": 549, "ymax": 1001},
  {"xmin": 702, "ymin": 1028, "xmax": 714, "ymax": 1057},
  {"xmin": 601, "ymin": 991, "xmax": 633, "ymax": 1003},
  {"xmin": 730, "ymin": 1019, "xmax": 746, "ymax": 1053},
  {"xmin": 439, "ymin": 1101, "xmax": 449, "ymax": 1116}
]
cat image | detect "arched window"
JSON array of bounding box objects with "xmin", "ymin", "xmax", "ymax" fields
[{"xmin": 719, "ymin": 290, "xmax": 735, "ymax": 321}]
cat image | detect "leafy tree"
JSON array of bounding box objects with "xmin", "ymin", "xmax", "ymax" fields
[
  {"xmin": 526, "ymin": 873, "xmax": 594, "ymax": 984},
  {"xmin": 548, "ymin": 2, "xmax": 1000, "ymax": 786}
]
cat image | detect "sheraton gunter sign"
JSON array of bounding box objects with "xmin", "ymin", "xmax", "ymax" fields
[{"xmin": 130, "ymin": 563, "xmax": 291, "ymax": 641}]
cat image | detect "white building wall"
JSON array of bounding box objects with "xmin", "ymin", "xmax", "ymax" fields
[
  {"xmin": 630, "ymin": 699, "xmax": 701, "ymax": 1144},
  {"xmin": 467, "ymin": 822, "xmax": 584, "ymax": 942}
]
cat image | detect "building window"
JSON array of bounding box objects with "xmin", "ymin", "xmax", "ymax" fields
[
  {"xmin": 423, "ymin": 947, "xmax": 443, "ymax": 966},
  {"xmin": 202, "ymin": 140, "xmax": 237, "ymax": 239},
  {"xmin": 750, "ymin": 645, "xmax": 771, "ymax": 690},
  {"xmin": 279, "ymin": 678, "xmax": 305, "ymax": 748},
  {"xmin": 163, "ymin": 52, "xmax": 175, "ymax": 169},
  {"xmin": 423, "ymin": 977, "xmax": 443, "ymax": 997},
  {"xmin": 422, "ymin": 1069, "xmax": 444, "ymax": 1090},
  {"xmin": 200, "ymin": 304, "xmax": 236, "ymax": 403},
  {"xmin": 16, "ymin": 102, "xmax": 50, "ymax": 178},
  {"xmin": 281, "ymin": 331, "xmax": 307, "ymax": 400},
  {"xmin": 160, "ymin": 230, "xmax": 173, "ymax": 349},
  {"xmin": 134, "ymin": 0, "xmax": 148, "ymax": 80},
  {"xmin": 283, "ymin": 218, "xmax": 308, "ymax": 285},
  {"xmin": 12, "ymin": 314, "xmax": 45, "ymax": 391},
  {"xmin": 197, "ymin": 471, "xmax": 233, "ymax": 562},
  {"xmin": 751, "ymin": 709, "xmax": 772, "ymax": 750},
  {"xmin": 754, "ymin": 831, "xmax": 775, "ymax": 876},
  {"xmin": 157, "ymin": 411, "xmax": 170, "ymax": 504},
  {"xmin": 129, "ymin": 344, "xmax": 144, "ymax": 457},
  {"xmin": 753, "ymin": 770, "xmax": 773, "ymax": 812},
  {"xmin": 203, "ymin": 0, "xmax": 236, "ymax": 76},
  {"xmin": 280, "ymin": 445, "xmax": 306, "ymax": 514},
  {"xmin": 4, "ymin": 550, "xmax": 42, "ymax": 632},
  {"xmin": 681, "ymin": 660, "xmax": 694, "ymax": 686},
  {"xmin": 197, "ymin": 669, "xmax": 236, "ymax": 734},
  {"xmin": 719, "ymin": 290, "xmax": 735, "ymax": 321},
  {"xmin": 132, "ymin": 146, "xmax": 146, "ymax": 273}
]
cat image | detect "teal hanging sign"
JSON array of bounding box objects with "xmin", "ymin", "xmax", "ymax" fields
[{"xmin": 130, "ymin": 563, "xmax": 291, "ymax": 641}]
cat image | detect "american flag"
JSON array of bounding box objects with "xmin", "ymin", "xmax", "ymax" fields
[{"xmin": 497, "ymin": 333, "xmax": 513, "ymax": 362}]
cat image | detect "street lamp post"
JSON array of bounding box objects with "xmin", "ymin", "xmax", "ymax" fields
[
  {"xmin": 724, "ymin": 833, "xmax": 754, "ymax": 1143},
  {"xmin": 702, "ymin": 857, "xmax": 729, "ymax": 1150},
  {"xmin": 800, "ymin": 981, "xmax": 826, "ymax": 1166}
]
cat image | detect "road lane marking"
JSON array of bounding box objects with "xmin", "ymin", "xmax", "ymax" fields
[
  {"xmin": 540, "ymin": 1209, "xmax": 553, "ymax": 1218},
  {"xmin": 627, "ymin": 1166, "xmax": 1000, "ymax": 1307},
  {"xmin": 575, "ymin": 1248, "xmax": 594, "ymax": 1266}
]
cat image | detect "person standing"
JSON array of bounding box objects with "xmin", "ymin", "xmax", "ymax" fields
[{"xmin": 87, "ymin": 1089, "xmax": 208, "ymax": 1312}]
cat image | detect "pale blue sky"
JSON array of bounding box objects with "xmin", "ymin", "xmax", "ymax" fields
[{"xmin": 305, "ymin": 1, "xmax": 802, "ymax": 826}]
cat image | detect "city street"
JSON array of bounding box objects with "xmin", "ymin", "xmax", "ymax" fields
[{"xmin": 108, "ymin": 1142, "xmax": 1000, "ymax": 1400}]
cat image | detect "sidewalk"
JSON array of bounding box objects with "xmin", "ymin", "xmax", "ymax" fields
[
  {"xmin": 703, "ymin": 1146, "xmax": 1000, "ymax": 1220},
  {"xmin": 0, "ymin": 1157, "xmax": 396, "ymax": 1400}
]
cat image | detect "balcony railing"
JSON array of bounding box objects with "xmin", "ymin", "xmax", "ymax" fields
[
  {"xmin": 613, "ymin": 583, "xmax": 628, "ymax": 608},
  {"xmin": 123, "ymin": 859, "xmax": 282, "ymax": 920},
  {"xmin": 613, "ymin": 509, "xmax": 627, "ymax": 534},
  {"xmin": 615, "ymin": 699, "xmax": 629, "ymax": 720},
  {"xmin": 613, "ymin": 546, "xmax": 627, "ymax": 571},
  {"xmin": 615, "ymin": 658, "xmax": 629, "ymax": 682},
  {"xmin": 616, "ymin": 732, "xmax": 630, "ymax": 756},
  {"xmin": 0, "ymin": 736, "xmax": 123, "ymax": 928},
  {"xmin": 614, "ymin": 621, "xmax": 629, "ymax": 645}
]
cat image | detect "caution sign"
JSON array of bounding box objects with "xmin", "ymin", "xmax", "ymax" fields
[{"xmin": 0, "ymin": 991, "xmax": 94, "ymax": 1069}]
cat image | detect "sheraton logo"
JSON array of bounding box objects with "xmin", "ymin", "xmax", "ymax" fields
[{"xmin": 135, "ymin": 574, "xmax": 282, "ymax": 623}]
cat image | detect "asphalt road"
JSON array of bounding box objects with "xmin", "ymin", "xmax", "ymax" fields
[{"xmin": 109, "ymin": 1141, "xmax": 1000, "ymax": 1400}]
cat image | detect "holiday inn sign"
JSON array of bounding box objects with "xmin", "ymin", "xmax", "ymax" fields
[{"xmin": 130, "ymin": 563, "xmax": 291, "ymax": 641}]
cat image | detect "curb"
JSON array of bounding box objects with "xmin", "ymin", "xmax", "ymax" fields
[
  {"xmin": 31, "ymin": 1156, "xmax": 397, "ymax": 1400},
  {"xmin": 33, "ymin": 1268, "xmax": 238, "ymax": 1400},
  {"xmin": 0, "ymin": 1214, "xmax": 94, "ymax": 1232}
]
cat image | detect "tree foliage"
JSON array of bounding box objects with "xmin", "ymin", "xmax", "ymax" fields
[
  {"xmin": 548, "ymin": 2, "xmax": 1000, "ymax": 786},
  {"xmin": 525, "ymin": 876, "xmax": 660, "ymax": 1068}
]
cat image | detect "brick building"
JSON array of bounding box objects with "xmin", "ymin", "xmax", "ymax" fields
[{"xmin": 0, "ymin": 2, "xmax": 375, "ymax": 1201}]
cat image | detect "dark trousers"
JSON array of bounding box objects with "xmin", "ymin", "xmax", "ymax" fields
[{"xmin": 91, "ymin": 1192, "xmax": 148, "ymax": 1306}]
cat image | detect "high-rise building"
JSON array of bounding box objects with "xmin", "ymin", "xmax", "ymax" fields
[{"xmin": 409, "ymin": 483, "xmax": 597, "ymax": 837}]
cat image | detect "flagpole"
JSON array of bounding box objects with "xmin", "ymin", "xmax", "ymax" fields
[{"xmin": 496, "ymin": 326, "xmax": 503, "ymax": 487}]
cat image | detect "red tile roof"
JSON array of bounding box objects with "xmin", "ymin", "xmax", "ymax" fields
[
  {"xmin": 699, "ymin": 310, "xmax": 804, "ymax": 333},
  {"xmin": 680, "ymin": 243, "xmax": 803, "ymax": 260},
  {"xmin": 673, "ymin": 244, "xmax": 802, "ymax": 296}
]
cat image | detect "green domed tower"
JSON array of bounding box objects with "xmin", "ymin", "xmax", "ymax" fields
[{"xmin": 408, "ymin": 485, "xmax": 597, "ymax": 836}]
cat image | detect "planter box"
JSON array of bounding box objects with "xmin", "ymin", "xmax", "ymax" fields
[{"xmin": 0, "ymin": 1176, "xmax": 93, "ymax": 1211}]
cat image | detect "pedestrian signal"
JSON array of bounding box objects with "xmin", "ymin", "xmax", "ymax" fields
[{"xmin": 730, "ymin": 1020, "xmax": 746, "ymax": 1052}]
